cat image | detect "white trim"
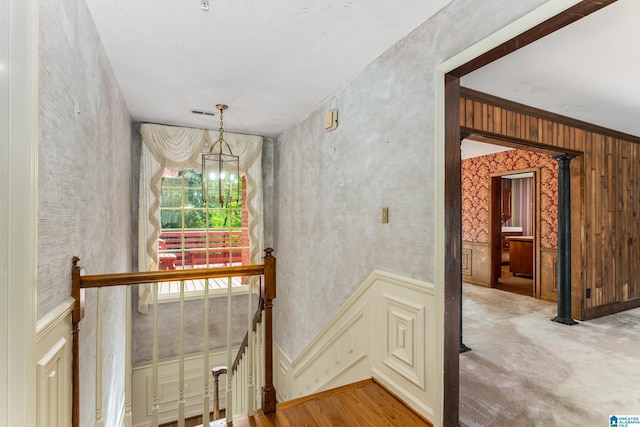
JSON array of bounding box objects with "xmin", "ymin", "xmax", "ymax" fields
[
  {"xmin": 434, "ymin": 0, "xmax": 583, "ymax": 423},
  {"xmin": 35, "ymin": 302, "xmax": 73, "ymax": 427},
  {"xmin": 0, "ymin": 0, "xmax": 39, "ymax": 425},
  {"xmin": 131, "ymin": 348, "xmax": 236, "ymax": 427},
  {"xmin": 274, "ymin": 270, "xmax": 437, "ymax": 420},
  {"xmin": 293, "ymin": 270, "xmax": 433, "ymax": 365},
  {"xmin": 36, "ymin": 298, "xmax": 75, "ymax": 342}
]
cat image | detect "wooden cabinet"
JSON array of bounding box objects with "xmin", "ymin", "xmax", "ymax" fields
[
  {"xmin": 508, "ymin": 237, "xmax": 533, "ymax": 277},
  {"xmin": 501, "ymin": 188, "xmax": 512, "ymax": 223},
  {"xmin": 501, "ymin": 231, "xmax": 522, "ymax": 264}
]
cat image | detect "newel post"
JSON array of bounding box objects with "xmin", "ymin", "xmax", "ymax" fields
[
  {"xmin": 261, "ymin": 248, "xmax": 277, "ymax": 413},
  {"xmin": 71, "ymin": 257, "xmax": 85, "ymax": 427}
]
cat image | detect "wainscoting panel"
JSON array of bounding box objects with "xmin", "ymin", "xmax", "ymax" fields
[
  {"xmin": 540, "ymin": 248, "xmax": 558, "ymax": 303},
  {"xmin": 462, "ymin": 242, "xmax": 490, "ymax": 287},
  {"xmin": 273, "ymin": 270, "xmax": 437, "ymax": 423},
  {"xmin": 36, "ymin": 298, "xmax": 74, "ymax": 427},
  {"xmin": 131, "ymin": 348, "xmax": 236, "ymax": 427},
  {"xmin": 383, "ymin": 294, "xmax": 424, "ymax": 389}
]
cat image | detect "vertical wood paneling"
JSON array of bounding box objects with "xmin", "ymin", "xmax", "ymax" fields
[{"xmin": 461, "ymin": 88, "xmax": 640, "ymax": 317}]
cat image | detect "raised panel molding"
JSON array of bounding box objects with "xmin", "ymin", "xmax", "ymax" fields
[
  {"xmin": 383, "ymin": 295, "xmax": 425, "ymax": 389},
  {"xmin": 35, "ymin": 299, "xmax": 74, "ymax": 427},
  {"xmin": 462, "ymin": 247, "xmax": 472, "ymax": 276},
  {"xmin": 37, "ymin": 339, "xmax": 68, "ymax": 427},
  {"xmin": 291, "ymin": 305, "xmax": 367, "ymax": 397},
  {"xmin": 273, "ymin": 270, "xmax": 436, "ymax": 422},
  {"xmin": 462, "ymin": 242, "xmax": 490, "ymax": 287},
  {"xmin": 132, "ymin": 348, "xmax": 235, "ymax": 427}
]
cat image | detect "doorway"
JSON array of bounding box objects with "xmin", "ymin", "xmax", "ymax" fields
[
  {"xmin": 439, "ymin": 2, "xmax": 611, "ymax": 425},
  {"xmin": 491, "ymin": 170, "xmax": 537, "ymax": 298}
]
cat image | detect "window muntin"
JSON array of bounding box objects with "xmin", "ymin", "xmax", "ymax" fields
[{"xmin": 157, "ymin": 168, "xmax": 248, "ymax": 298}]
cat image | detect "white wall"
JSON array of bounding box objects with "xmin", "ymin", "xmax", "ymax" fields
[
  {"xmin": 272, "ymin": 0, "xmax": 548, "ymax": 361},
  {"xmin": 39, "ymin": 0, "xmax": 133, "ymax": 425}
]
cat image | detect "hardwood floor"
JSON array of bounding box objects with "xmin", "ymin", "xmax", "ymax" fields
[{"xmin": 189, "ymin": 379, "xmax": 432, "ymax": 427}]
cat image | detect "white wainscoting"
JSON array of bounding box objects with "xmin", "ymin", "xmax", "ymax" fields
[
  {"xmin": 131, "ymin": 348, "xmax": 237, "ymax": 427},
  {"xmin": 35, "ymin": 298, "xmax": 74, "ymax": 427},
  {"xmin": 274, "ymin": 270, "xmax": 437, "ymax": 421}
]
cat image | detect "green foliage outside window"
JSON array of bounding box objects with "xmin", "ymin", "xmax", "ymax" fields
[{"xmin": 160, "ymin": 168, "xmax": 243, "ymax": 230}]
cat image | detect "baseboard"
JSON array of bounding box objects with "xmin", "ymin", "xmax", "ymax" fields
[
  {"xmin": 273, "ymin": 270, "xmax": 437, "ymax": 423},
  {"xmin": 584, "ymin": 297, "xmax": 640, "ymax": 320}
]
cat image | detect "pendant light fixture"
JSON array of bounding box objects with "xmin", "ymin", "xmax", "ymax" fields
[{"xmin": 202, "ymin": 104, "xmax": 240, "ymax": 206}]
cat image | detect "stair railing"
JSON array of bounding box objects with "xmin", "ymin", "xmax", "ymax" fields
[{"xmin": 71, "ymin": 248, "xmax": 276, "ymax": 427}]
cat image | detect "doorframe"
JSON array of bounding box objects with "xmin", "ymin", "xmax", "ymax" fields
[
  {"xmin": 489, "ymin": 168, "xmax": 540, "ymax": 298},
  {"xmin": 435, "ymin": 1, "xmax": 614, "ymax": 424},
  {"xmin": 0, "ymin": 0, "xmax": 39, "ymax": 425}
]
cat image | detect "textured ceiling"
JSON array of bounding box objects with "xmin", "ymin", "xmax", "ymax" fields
[
  {"xmin": 86, "ymin": 1, "xmax": 638, "ymax": 140},
  {"xmin": 462, "ymin": 0, "xmax": 640, "ymax": 138},
  {"xmin": 85, "ymin": 0, "xmax": 452, "ymax": 137}
]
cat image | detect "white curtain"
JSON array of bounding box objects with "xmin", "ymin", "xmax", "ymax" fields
[{"xmin": 138, "ymin": 123, "xmax": 264, "ymax": 313}]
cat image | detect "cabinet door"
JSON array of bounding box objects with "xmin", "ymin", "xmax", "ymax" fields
[{"xmin": 501, "ymin": 188, "xmax": 511, "ymax": 222}]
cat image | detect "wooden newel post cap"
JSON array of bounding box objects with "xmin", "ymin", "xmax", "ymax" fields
[
  {"xmin": 264, "ymin": 247, "xmax": 274, "ymax": 258},
  {"xmin": 211, "ymin": 366, "xmax": 228, "ymax": 378}
]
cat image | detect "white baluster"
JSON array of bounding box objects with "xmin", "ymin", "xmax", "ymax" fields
[
  {"xmin": 95, "ymin": 288, "xmax": 104, "ymax": 427},
  {"xmin": 203, "ymin": 278, "xmax": 210, "ymax": 425},
  {"xmin": 178, "ymin": 281, "xmax": 185, "ymax": 427},
  {"xmin": 124, "ymin": 286, "xmax": 132, "ymax": 426},
  {"xmin": 247, "ymin": 279, "xmax": 254, "ymax": 414},
  {"xmin": 226, "ymin": 276, "xmax": 233, "ymax": 423},
  {"xmin": 152, "ymin": 283, "xmax": 159, "ymax": 427}
]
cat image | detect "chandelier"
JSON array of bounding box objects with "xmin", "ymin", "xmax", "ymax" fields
[{"xmin": 201, "ymin": 104, "xmax": 240, "ymax": 206}]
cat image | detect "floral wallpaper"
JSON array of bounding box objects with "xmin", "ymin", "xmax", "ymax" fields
[{"xmin": 462, "ymin": 149, "xmax": 559, "ymax": 249}]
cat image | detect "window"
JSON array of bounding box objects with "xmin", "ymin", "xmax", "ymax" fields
[{"xmin": 157, "ymin": 167, "xmax": 249, "ymax": 299}]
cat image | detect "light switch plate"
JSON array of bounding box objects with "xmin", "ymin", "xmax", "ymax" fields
[
  {"xmin": 382, "ymin": 207, "xmax": 389, "ymax": 223},
  {"xmin": 324, "ymin": 109, "xmax": 338, "ymax": 131}
]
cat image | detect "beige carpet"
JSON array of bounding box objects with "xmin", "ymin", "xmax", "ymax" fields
[{"xmin": 460, "ymin": 283, "xmax": 640, "ymax": 427}]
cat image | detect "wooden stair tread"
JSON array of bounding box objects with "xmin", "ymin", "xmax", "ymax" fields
[{"xmin": 231, "ymin": 379, "xmax": 432, "ymax": 427}]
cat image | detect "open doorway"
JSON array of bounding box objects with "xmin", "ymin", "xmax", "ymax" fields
[
  {"xmin": 441, "ymin": 2, "xmax": 619, "ymax": 425},
  {"xmin": 491, "ymin": 170, "xmax": 537, "ymax": 297}
]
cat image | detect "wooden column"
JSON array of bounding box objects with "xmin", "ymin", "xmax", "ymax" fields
[
  {"xmin": 261, "ymin": 248, "xmax": 277, "ymax": 414},
  {"xmin": 552, "ymin": 154, "xmax": 578, "ymax": 325},
  {"xmin": 444, "ymin": 73, "xmax": 461, "ymax": 426}
]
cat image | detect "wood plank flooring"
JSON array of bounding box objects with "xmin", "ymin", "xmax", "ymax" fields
[
  {"xmin": 202, "ymin": 379, "xmax": 432, "ymax": 427},
  {"xmin": 158, "ymin": 276, "xmax": 244, "ymax": 294}
]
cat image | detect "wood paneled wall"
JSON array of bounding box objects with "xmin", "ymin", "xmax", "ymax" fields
[{"xmin": 460, "ymin": 87, "xmax": 640, "ymax": 319}]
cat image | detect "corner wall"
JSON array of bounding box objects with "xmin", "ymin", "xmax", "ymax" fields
[
  {"xmin": 272, "ymin": 0, "xmax": 548, "ymax": 362},
  {"xmin": 39, "ymin": 0, "xmax": 133, "ymax": 425}
]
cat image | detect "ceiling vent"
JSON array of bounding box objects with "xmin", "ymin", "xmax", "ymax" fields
[{"xmin": 191, "ymin": 109, "xmax": 216, "ymax": 117}]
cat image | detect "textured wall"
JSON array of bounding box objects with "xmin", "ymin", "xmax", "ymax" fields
[
  {"xmin": 39, "ymin": 0, "xmax": 132, "ymax": 425},
  {"xmin": 132, "ymin": 293, "xmax": 258, "ymax": 364},
  {"xmin": 272, "ymin": 0, "xmax": 549, "ymax": 359},
  {"xmin": 462, "ymin": 149, "xmax": 559, "ymax": 248}
]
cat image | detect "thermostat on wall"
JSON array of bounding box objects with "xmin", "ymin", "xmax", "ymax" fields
[{"xmin": 324, "ymin": 109, "xmax": 338, "ymax": 131}]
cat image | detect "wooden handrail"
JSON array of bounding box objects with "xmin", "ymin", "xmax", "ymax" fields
[
  {"xmin": 231, "ymin": 295, "xmax": 264, "ymax": 374},
  {"xmin": 71, "ymin": 248, "xmax": 277, "ymax": 425},
  {"xmin": 77, "ymin": 264, "xmax": 264, "ymax": 289}
]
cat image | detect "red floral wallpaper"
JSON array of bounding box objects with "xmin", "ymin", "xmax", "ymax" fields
[{"xmin": 462, "ymin": 149, "xmax": 559, "ymax": 249}]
